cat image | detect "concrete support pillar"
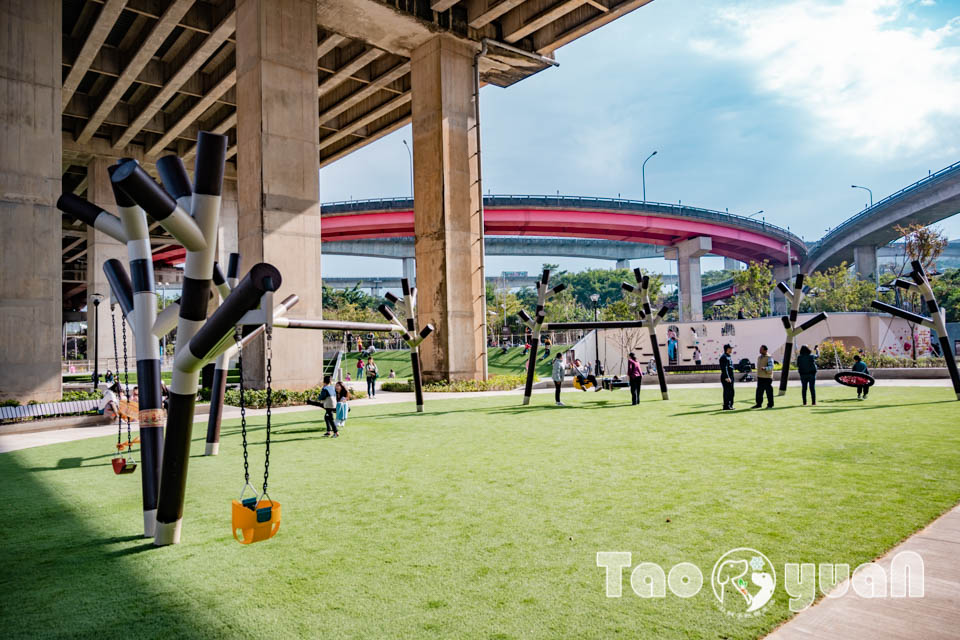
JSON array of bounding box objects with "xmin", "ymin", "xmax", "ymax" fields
[
  {"xmin": 411, "ymin": 35, "xmax": 485, "ymax": 381},
  {"xmin": 236, "ymin": 0, "xmax": 323, "ymax": 389},
  {"xmin": 86, "ymin": 157, "xmax": 128, "ymax": 367},
  {"xmin": 402, "ymin": 256, "xmax": 416, "ymax": 286},
  {"xmin": 853, "ymin": 244, "xmax": 878, "ymax": 283},
  {"xmin": 724, "ymin": 257, "xmax": 740, "ymax": 271},
  {"xmin": 665, "ymin": 236, "xmax": 711, "ymax": 322},
  {"xmin": 217, "ymin": 179, "xmax": 239, "ymax": 269},
  {"xmin": 615, "ymin": 258, "xmax": 629, "ymax": 270},
  {"xmin": 0, "ymin": 0, "xmax": 62, "ymax": 402},
  {"xmin": 772, "ymin": 264, "xmax": 792, "ymax": 316}
]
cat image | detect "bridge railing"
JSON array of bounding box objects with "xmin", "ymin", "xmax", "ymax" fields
[
  {"xmin": 321, "ymin": 194, "xmax": 806, "ymax": 253},
  {"xmin": 809, "ymin": 159, "xmax": 960, "ymax": 256}
]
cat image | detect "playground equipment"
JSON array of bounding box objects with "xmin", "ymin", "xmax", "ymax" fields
[
  {"xmin": 621, "ymin": 268, "xmax": 670, "ymax": 399},
  {"xmin": 775, "ymin": 273, "xmax": 828, "ymax": 396},
  {"xmin": 517, "ymin": 270, "xmax": 568, "ymax": 405},
  {"xmin": 871, "ymin": 260, "xmax": 960, "ymax": 400},
  {"xmin": 378, "ymin": 278, "xmax": 435, "ymax": 412},
  {"xmin": 110, "ymin": 309, "xmax": 137, "ymax": 475}
]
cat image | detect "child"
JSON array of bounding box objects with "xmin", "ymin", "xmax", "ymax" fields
[
  {"xmin": 319, "ymin": 375, "xmax": 338, "ymax": 437},
  {"xmin": 356, "ymin": 357, "xmax": 364, "ymax": 380},
  {"xmin": 334, "ymin": 381, "xmax": 351, "ymax": 429},
  {"xmin": 852, "ymin": 354, "xmax": 870, "ymax": 399},
  {"xmin": 388, "ymin": 369, "xmax": 396, "ymax": 379}
]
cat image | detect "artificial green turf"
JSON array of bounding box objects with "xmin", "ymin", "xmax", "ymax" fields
[
  {"xmin": 3, "ymin": 386, "xmax": 959, "ymax": 639},
  {"xmin": 347, "ymin": 345, "xmax": 570, "ymax": 380}
]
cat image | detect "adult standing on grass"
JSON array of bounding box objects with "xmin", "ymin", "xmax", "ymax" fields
[
  {"xmin": 797, "ymin": 344, "xmax": 818, "ymax": 406},
  {"xmin": 552, "ymin": 352, "xmax": 565, "ymax": 406},
  {"xmin": 720, "ymin": 344, "xmax": 735, "ymax": 410},
  {"xmin": 752, "ymin": 345, "xmax": 774, "ymax": 409},
  {"xmin": 627, "ymin": 352, "xmax": 643, "ymax": 405},
  {"xmin": 356, "ymin": 357, "xmax": 364, "ymax": 381},
  {"xmin": 365, "ymin": 356, "xmax": 379, "ymax": 398},
  {"xmin": 319, "ymin": 375, "xmax": 338, "ymax": 437},
  {"xmin": 852, "ymin": 354, "xmax": 870, "ymax": 399}
]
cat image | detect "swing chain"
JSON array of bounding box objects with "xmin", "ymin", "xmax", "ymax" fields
[
  {"xmin": 263, "ymin": 326, "xmax": 273, "ymax": 495},
  {"xmin": 121, "ymin": 316, "xmax": 132, "ymax": 451},
  {"xmin": 111, "ymin": 310, "xmax": 122, "ymax": 447},
  {"xmin": 235, "ymin": 326, "xmax": 250, "ymax": 486}
]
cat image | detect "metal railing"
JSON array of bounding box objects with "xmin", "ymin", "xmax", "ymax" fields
[
  {"xmin": 809, "ymin": 159, "xmax": 960, "ymax": 257},
  {"xmin": 321, "ymin": 194, "xmax": 807, "ymax": 255}
]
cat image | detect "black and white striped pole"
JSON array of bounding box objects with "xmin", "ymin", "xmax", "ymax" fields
[
  {"xmin": 379, "ymin": 278, "xmax": 435, "ymax": 412},
  {"xmin": 776, "ymin": 273, "xmax": 812, "ymax": 396},
  {"xmin": 622, "ymin": 268, "xmax": 670, "ymax": 399},
  {"xmin": 204, "ymin": 253, "xmax": 240, "ymax": 456},
  {"xmin": 872, "ymin": 260, "xmax": 960, "ymax": 400},
  {"xmin": 518, "ymin": 270, "xmax": 567, "ymax": 405}
]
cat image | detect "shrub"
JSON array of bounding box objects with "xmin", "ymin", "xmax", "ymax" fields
[
  {"xmin": 1, "ymin": 398, "xmax": 21, "ymax": 407},
  {"xmin": 222, "ymin": 385, "xmax": 366, "ymax": 409},
  {"xmin": 62, "ymin": 389, "xmax": 103, "ymax": 401},
  {"xmin": 381, "ymin": 381, "xmax": 414, "ymax": 393},
  {"xmin": 423, "ymin": 374, "xmax": 525, "ymax": 393}
]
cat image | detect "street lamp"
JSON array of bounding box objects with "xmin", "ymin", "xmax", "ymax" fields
[
  {"xmin": 851, "ymin": 184, "xmax": 873, "ymax": 207},
  {"xmin": 642, "ymin": 150, "xmax": 658, "ymax": 201},
  {"xmin": 590, "ymin": 293, "xmax": 601, "ymax": 374},
  {"xmin": 90, "ymin": 293, "xmax": 105, "ymax": 390},
  {"xmin": 746, "ymin": 210, "xmax": 764, "ymax": 219},
  {"xmin": 402, "ymin": 139, "xmax": 414, "ymax": 200}
]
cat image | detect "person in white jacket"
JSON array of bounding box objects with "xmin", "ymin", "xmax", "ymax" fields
[{"xmin": 551, "ymin": 353, "xmax": 566, "ymax": 406}]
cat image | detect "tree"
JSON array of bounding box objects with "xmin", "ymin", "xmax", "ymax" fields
[
  {"xmin": 894, "ymin": 223, "xmax": 948, "ymax": 274},
  {"xmin": 726, "ymin": 260, "xmax": 773, "ymax": 318},
  {"xmin": 801, "ymin": 262, "xmax": 876, "ymax": 312},
  {"xmin": 932, "ymin": 268, "xmax": 960, "ymax": 322},
  {"xmin": 701, "ymin": 269, "xmax": 737, "ymax": 287}
]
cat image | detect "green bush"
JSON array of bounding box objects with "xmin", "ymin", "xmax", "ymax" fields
[
  {"xmin": 1, "ymin": 398, "xmax": 21, "ymax": 407},
  {"xmin": 62, "ymin": 389, "xmax": 103, "ymax": 402},
  {"xmin": 423, "ymin": 374, "xmax": 526, "ymax": 393},
  {"xmin": 223, "ymin": 385, "xmax": 367, "ymax": 409},
  {"xmin": 381, "ymin": 381, "xmax": 414, "ymax": 393}
]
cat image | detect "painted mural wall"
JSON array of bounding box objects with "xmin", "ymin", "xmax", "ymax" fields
[{"xmin": 570, "ymin": 313, "xmax": 932, "ymax": 376}]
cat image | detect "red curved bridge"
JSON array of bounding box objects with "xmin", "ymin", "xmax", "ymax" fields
[{"xmin": 319, "ymin": 195, "xmax": 807, "ymax": 266}]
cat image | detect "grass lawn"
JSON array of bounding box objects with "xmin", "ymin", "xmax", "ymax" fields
[
  {"xmin": 3, "ymin": 385, "xmax": 959, "ymax": 638},
  {"xmin": 348, "ymin": 345, "xmax": 570, "ymax": 380}
]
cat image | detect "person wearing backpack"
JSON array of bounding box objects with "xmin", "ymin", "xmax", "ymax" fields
[{"xmin": 319, "ymin": 375, "xmax": 338, "ymax": 437}]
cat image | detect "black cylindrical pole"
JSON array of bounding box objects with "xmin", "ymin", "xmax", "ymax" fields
[
  {"xmin": 411, "ymin": 350, "xmax": 425, "ymax": 410},
  {"xmin": 779, "ymin": 340, "xmax": 794, "ymax": 395},
  {"xmin": 522, "ymin": 336, "xmax": 540, "ymax": 405},
  {"xmin": 650, "ymin": 328, "xmax": 667, "ymax": 398},
  {"xmin": 92, "ymin": 298, "xmax": 100, "ymax": 390}
]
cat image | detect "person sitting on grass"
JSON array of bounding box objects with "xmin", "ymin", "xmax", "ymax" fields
[
  {"xmin": 572, "ymin": 358, "xmax": 600, "ymax": 392},
  {"xmin": 552, "ymin": 352, "xmax": 565, "ymax": 407},
  {"xmin": 334, "ymin": 381, "xmax": 351, "ymax": 429},
  {"xmin": 852, "ymin": 354, "xmax": 870, "ymax": 400},
  {"xmin": 797, "ymin": 344, "xmax": 818, "ymax": 406},
  {"xmin": 319, "ymin": 375, "xmax": 338, "ymax": 438},
  {"xmin": 98, "ymin": 382, "xmax": 120, "ymax": 418}
]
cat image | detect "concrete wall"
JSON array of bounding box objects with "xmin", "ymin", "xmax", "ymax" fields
[{"xmin": 0, "ymin": 0, "xmax": 62, "ymax": 402}]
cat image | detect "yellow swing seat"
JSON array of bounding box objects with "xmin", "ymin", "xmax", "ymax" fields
[
  {"xmin": 232, "ymin": 498, "xmax": 281, "ymax": 544},
  {"xmin": 572, "ymin": 377, "xmax": 595, "ymax": 391}
]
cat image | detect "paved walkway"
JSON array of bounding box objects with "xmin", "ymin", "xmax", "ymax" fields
[{"xmin": 767, "ymin": 503, "xmax": 960, "ymax": 640}]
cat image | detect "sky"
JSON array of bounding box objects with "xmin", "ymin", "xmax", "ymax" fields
[{"xmin": 319, "ymin": 0, "xmax": 960, "ymax": 280}]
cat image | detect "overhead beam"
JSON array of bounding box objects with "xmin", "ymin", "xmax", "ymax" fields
[
  {"xmin": 146, "ymin": 69, "xmax": 238, "ymax": 156},
  {"xmin": 502, "ymin": 0, "xmax": 587, "ymax": 44},
  {"xmin": 318, "ymin": 61, "xmax": 410, "ymax": 125},
  {"xmin": 317, "ymin": 33, "xmax": 348, "ymax": 59},
  {"xmin": 534, "ymin": 0, "xmax": 654, "ymax": 54},
  {"xmin": 114, "ymin": 9, "xmax": 237, "ymax": 148},
  {"xmin": 430, "ymin": 0, "xmax": 461, "ymax": 11},
  {"xmin": 319, "ymin": 92, "xmax": 412, "ymax": 151},
  {"xmin": 182, "ymin": 112, "xmax": 236, "ymax": 162},
  {"xmin": 319, "ymin": 114, "xmax": 411, "ymax": 168},
  {"xmin": 467, "ymin": 0, "xmax": 526, "ymax": 28},
  {"xmin": 317, "ymin": 48, "xmax": 385, "ymax": 97},
  {"xmin": 77, "ymin": 0, "xmax": 194, "ymax": 144},
  {"xmin": 62, "ymin": 0, "xmax": 128, "ymax": 109},
  {"xmin": 62, "ymin": 237, "xmax": 85, "ymax": 255}
]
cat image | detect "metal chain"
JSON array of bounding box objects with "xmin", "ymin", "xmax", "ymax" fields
[
  {"xmin": 111, "ymin": 310, "xmax": 121, "ymax": 447},
  {"xmin": 263, "ymin": 326, "xmax": 272, "ymax": 494},
  {"xmin": 121, "ymin": 316, "xmax": 132, "ymax": 451},
  {"xmin": 235, "ymin": 326, "xmax": 249, "ymax": 485}
]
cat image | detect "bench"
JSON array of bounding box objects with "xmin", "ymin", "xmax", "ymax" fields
[
  {"xmin": 601, "ymin": 377, "xmax": 630, "ymax": 390},
  {"xmin": 664, "ymin": 364, "xmax": 722, "ymax": 373},
  {"xmin": 0, "ymin": 399, "xmax": 100, "ymax": 423}
]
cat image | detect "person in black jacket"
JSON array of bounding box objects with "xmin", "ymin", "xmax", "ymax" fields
[
  {"xmin": 720, "ymin": 344, "xmax": 735, "ymax": 410},
  {"xmin": 796, "ymin": 344, "xmax": 818, "ymax": 406}
]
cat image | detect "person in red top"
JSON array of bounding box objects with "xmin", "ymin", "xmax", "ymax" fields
[{"xmin": 627, "ymin": 351, "xmax": 643, "ymax": 405}]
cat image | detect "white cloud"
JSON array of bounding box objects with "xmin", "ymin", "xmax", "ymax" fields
[{"xmin": 695, "ymin": 0, "xmax": 960, "ymax": 158}]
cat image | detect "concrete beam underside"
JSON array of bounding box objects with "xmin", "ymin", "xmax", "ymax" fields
[
  {"xmin": 0, "ymin": 0, "xmax": 62, "ymax": 402},
  {"xmin": 412, "ymin": 36, "xmax": 486, "ymax": 381},
  {"xmin": 236, "ymin": 0, "xmax": 323, "ymax": 390}
]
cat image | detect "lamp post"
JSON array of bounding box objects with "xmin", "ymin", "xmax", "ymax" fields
[
  {"xmin": 746, "ymin": 209, "xmax": 764, "ymax": 219},
  {"xmin": 402, "ymin": 139, "xmax": 414, "ymax": 200},
  {"xmin": 90, "ymin": 293, "xmax": 104, "ymax": 390},
  {"xmin": 851, "ymin": 184, "xmax": 873, "ymax": 207},
  {"xmin": 590, "ymin": 293, "xmax": 601, "ymax": 374},
  {"xmin": 642, "ymin": 150, "xmax": 658, "ymax": 201}
]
